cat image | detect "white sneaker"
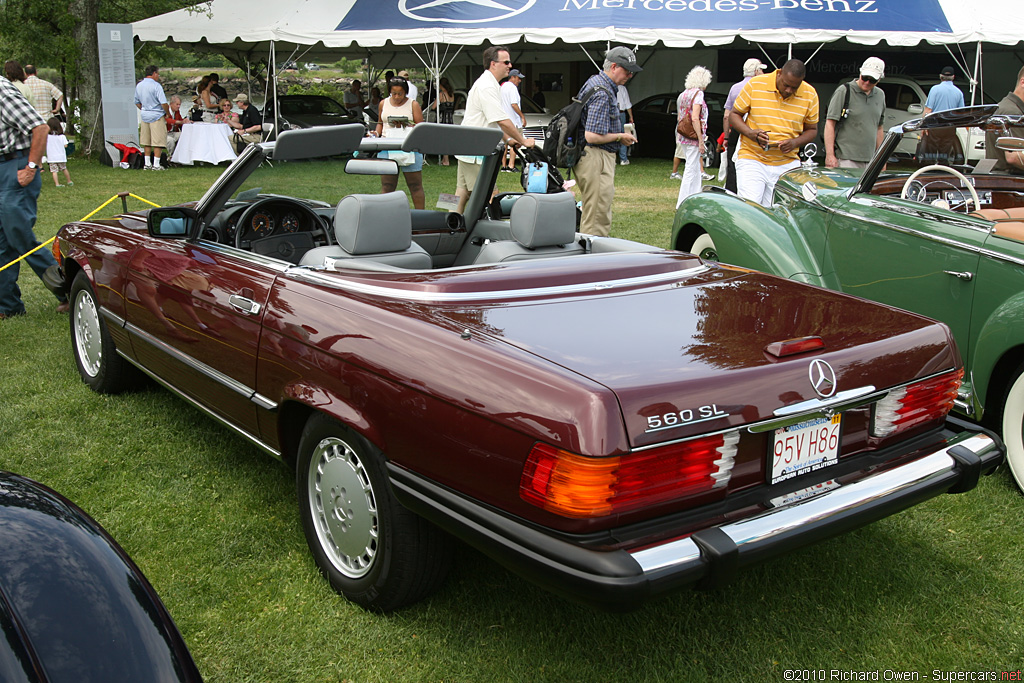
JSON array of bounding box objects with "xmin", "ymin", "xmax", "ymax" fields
[
  {"xmin": 701, "ymin": 171, "xmax": 714, "ymax": 180},
  {"xmin": 620, "ymin": 159, "xmax": 630, "ymax": 166},
  {"xmin": 152, "ymin": 165, "xmax": 165, "ymax": 171},
  {"xmin": 669, "ymin": 172, "xmax": 682, "ymax": 180}
]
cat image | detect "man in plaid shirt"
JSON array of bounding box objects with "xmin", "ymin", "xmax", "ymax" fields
[
  {"xmin": 23, "ymin": 65, "xmax": 63, "ymax": 118},
  {"xmin": 574, "ymin": 47, "xmax": 640, "ymax": 237},
  {"xmin": 0, "ymin": 74, "xmax": 69, "ymax": 319}
]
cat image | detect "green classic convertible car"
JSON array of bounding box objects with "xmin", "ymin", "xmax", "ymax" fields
[{"xmin": 672, "ymin": 105, "xmax": 1024, "ymax": 492}]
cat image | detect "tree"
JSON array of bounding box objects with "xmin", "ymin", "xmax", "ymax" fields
[{"xmin": 1, "ymin": 0, "xmax": 201, "ymax": 157}]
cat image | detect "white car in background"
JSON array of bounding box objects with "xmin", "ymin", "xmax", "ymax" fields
[
  {"xmin": 817, "ymin": 75, "xmax": 986, "ymax": 162},
  {"xmin": 451, "ymin": 93, "xmax": 552, "ymax": 142}
]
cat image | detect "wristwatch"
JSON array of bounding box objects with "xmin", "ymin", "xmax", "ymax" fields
[{"xmin": 26, "ymin": 161, "xmax": 38, "ymax": 170}]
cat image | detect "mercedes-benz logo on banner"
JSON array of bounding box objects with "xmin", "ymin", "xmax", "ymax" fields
[
  {"xmin": 400, "ymin": 0, "xmax": 536, "ymax": 24},
  {"xmin": 808, "ymin": 359, "xmax": 837, "ymax": 398}
]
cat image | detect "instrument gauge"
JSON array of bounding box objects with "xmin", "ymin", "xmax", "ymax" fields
[
  {"xmin": 281, "ymin": 212, "xmax": 301, "ymax": 233},
  {"xmin": 250, "ymin": 212, "xmax": 274, "ymax": 238}
]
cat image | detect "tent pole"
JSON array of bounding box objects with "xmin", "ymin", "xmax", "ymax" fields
[{"xmin": 271, "ymin": 42, "xmax": 279, "ymax": 143}]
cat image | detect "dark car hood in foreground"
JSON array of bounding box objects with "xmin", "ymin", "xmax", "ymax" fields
[
  {"xmin": 0, "ymin": 473, "xmax": 202, "ymax": 683},
  {"xmin": 437, "ymin": 257, "xmax": 956, "ymax": 449}
]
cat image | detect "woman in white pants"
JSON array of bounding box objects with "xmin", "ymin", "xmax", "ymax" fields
[{"xmin": 675, "ymin": 66, "xmax": 713, "ymax": 208}]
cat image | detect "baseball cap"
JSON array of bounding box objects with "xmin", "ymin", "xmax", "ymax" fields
[
  {"xmin": 743, "ymin": 58, "xmax": 767, "ymax": 77},
  {"xmin": 508, "ymin": 69, "xmax": 523, "ymax": 78},
  {"xmin": 606, "ymin": 46, "xmax": 643, "ymax": 73},
  {"xmin": 940, "ymin": 66, "xmax": 956, "ymax": 76},
  {"xmin": 860, "ymin": 57, "xmax": 885, "ymax": 81},
  {"xmin": 233, "ymin": 93, "xmax": 249, "ymax": 103},
  {"xmin": 398, "ymin": 70, "xmax": 410, "ymax": 78}
]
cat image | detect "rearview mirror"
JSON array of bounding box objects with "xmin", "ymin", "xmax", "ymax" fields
[
  {"xmin": 345, "ymin": 158, "xmax": 399, "ymax": 175},
  {"xmin": 148, "ymin": 207, "xmax": 197, "ymax": 239}
]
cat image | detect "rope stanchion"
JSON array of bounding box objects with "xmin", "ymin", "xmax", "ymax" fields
[{"xmin": 0, "ymin": 192, "xmax": 163, "ymax": 273}]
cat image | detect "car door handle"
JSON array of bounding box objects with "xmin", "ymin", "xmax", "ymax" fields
[
  {"xmin": 943, "ymin": 270, "xmax": 974, "ymax": 282},
  {"xmin": 229, "ymin": 295, "xmax": 262, "ymax": 315}
]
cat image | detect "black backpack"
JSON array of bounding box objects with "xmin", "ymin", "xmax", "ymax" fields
[{"xmin": 542, "ymin": 85, "xmax": 612, "ymax": 171}]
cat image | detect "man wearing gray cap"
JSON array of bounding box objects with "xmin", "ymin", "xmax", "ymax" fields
[
  {"xmin": 824, "ymin": 57, "xmax": 887, "ymax": 169},
  {"xmin": 500, "ymin": 69, "xmax": 526, "ymax": 172},
  {"xmin": 924, "ymin": 66, "xmax": 964, "ymax": 115},
  {"xmin": 575, "ymin": 46, "xmax": 640, "ymax": 237},
  {"xmin": 719, "ymin": 58, "xmax": 766, "ymax": 192}
]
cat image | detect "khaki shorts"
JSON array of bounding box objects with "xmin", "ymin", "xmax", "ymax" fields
[
  {"xmin": 674, "ymin": 141, "xmax": 687, "ymax": 159},
  {"xmin": 457, "ymin": 160, "xmax": 483, "ymax": 193},
  {"xmin": 140, "ymin": 120, "xmax": 168, "ymax": 149}
]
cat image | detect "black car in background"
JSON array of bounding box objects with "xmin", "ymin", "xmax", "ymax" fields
[
  {"xmin": 0, "ymin": 471, "xmax": 202, "ymax": 682},
  {"xmin": 262, "ymin": 95, "xmax": 366, "ymax": 137},
  {"xmin": 631, "ymin": 91, "xmax": 727, "ymax": 168}
]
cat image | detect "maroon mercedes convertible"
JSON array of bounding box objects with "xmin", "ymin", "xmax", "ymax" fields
[{"xmin": 45, "ymin": 124, "xmax": 1002, "ymax": 611}]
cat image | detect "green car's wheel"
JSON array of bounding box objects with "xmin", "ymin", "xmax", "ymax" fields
[
  {"xmin": 689, "ymin": 232, "xmax": 719, "ymax": 261},
  {"xmin": 999, "ymin": 366, "xmax": 1024, "ymax": 493},
  {"xmin": 296, "ymin": 413, "xmax": 453, "ymax": 611}
]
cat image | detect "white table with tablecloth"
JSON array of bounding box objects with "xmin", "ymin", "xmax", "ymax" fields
[{"xmin": 170, "ymin": 122, "xmax": 237, "ymax": 165}]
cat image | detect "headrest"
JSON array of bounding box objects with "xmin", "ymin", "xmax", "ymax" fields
[
  {"xmin": 510, "ymin": 193, "xmax": 577, "ymax": 249},
  {"xmin": 335, "ymin": 192, "xmax": 412, "ymax": 255}
]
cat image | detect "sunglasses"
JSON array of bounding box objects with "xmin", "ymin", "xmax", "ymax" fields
[
  {"xmin": 497, "ymin": 60, "xmax": 512, "ymax": 66},
  {"xmin": 861, "ymin": 75, "xmax": 878, "ymax": 84}
]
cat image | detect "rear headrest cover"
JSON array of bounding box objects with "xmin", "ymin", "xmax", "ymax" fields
[
  {"xmin": 510, "ymin": 193, "xmax": 577, "ymax": 249},
  {"xmin": 335, "ymin": 192, "xmax": 413, "ymax": 255}
]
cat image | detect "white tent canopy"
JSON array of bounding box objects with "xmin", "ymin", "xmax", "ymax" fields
[{"xmin": 134, "ymin": 0, "xmax": 1024, "ymax": 55}]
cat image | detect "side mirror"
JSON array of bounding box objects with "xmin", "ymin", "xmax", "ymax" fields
[
  {"xmin": 908, "ymin": 104, "xmax": 924, "ymax": 115},
  {"xmin": 147, "ymin": 207, "xmax": 197, "ymax": 239},
  {"xmin": 801, "ymin": 181, "xmax": 819, "ymax": 203}
]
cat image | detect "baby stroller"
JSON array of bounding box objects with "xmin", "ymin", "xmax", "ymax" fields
[{"xmin": 518, "ymin": 145, "xmax": 568, "ymax": 194}]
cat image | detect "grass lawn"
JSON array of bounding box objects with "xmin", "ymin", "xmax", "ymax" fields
[{"xmin": 2, "ymin": 156, "xmax": 1022, "ymax": 682}]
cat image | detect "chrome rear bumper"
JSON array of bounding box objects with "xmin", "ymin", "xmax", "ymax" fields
[{"xmin": 392, "ymin": 428, "xmax": 1003, "ymax": 610}]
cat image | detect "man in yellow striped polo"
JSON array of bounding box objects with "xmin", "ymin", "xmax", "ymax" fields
[{"xmin": 729, "ymin": 59, "xmax": 819, "ymax": 207}]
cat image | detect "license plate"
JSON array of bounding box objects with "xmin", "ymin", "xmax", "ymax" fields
[
  {"xmin": 769, "ymin": 480, "xmax": 841, "ymax": 508},
  {"xmin": 770, "ymin": 415, "xmax": 842, "ymax": 485}
]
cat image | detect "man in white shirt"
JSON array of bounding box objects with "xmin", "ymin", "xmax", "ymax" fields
[
  {"xmin": 499, "ymin": 69, "xmax": 526, "ymax": 172},
  {"xmin": 398, "ymin": 71, "xmax": 418, "ymax": 103},
  {"xmin": 455, "ymin": 46, "xmax": 536, "ymax": 214}
]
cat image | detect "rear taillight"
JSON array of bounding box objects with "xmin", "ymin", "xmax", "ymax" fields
[
  {"xmin": 519, "ymin": 432, "xmax": 739, "ymax": 519},
  {"xmin": 871, "ymin": 369, "xmax": 963, "ymax": 438}
]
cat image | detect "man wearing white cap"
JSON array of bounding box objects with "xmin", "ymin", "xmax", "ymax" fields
[
  {"xmin": 719, "ymin": 58, "xmax": 766, "ymax": 192},
  {"xmin": 824, "ymin": 57, "xmax": 887, "ymax": 169}
]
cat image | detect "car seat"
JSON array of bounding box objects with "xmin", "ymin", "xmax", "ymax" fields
[{"xmin": 298, "ymin": 192, "xmax": 431, "ymax": 270}]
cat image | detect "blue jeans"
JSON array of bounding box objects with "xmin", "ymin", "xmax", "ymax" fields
[
  {"xmin": 618, "ymin": 111, "xmax": 629, "ymax": 163},
  {"xmin": 0, "ymin": 155, "xmax": 61, "ymax": 316}
]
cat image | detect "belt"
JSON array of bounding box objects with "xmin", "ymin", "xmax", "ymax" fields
[{"xmin": 0, "ymin": 149, "xmax": 29, "ymax": 162}]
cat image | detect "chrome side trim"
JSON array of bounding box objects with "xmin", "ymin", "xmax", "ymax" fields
[
  {"xmin": 115, "ymin": 348, "xmax": 282, "ymax": 460},
  {"xmin": 101, "ymin": 309, "xmax": 127, "ymax": 329},
  {"xmin": 124, "ymin": 320, "xmax": 279, "ymax": 411},
  {"xmin": 285, "ymin": 263, "xmax": 710, "ymax": 303},
  {"xmin": 197, "ymin": 241, "xmax": 293, "ymax": 272},
  {"xmin": 631, "ymin": 431, "xmax": 998, "ymax": 573}
]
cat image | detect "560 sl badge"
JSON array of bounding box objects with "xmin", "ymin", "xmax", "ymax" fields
[{"xmin": 645, "ymin": 404, "xmax": 729, "ymax": 432}]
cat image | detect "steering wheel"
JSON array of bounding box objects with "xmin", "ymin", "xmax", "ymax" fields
[
  {"xmin": 235, "ymin": 199, "xmax": 330, "ymax": 250},
  {"xmin": 900, "ymin": 164, "xmax": 980, "ymax": 213}
]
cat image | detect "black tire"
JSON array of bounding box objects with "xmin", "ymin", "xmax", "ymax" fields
[
  {"xmin": 702, "ymin": 144, "xmax": 719, "ymax": 171},
  {"xmin": 296, "ymin": 413, "xmax": 453, "ymax": 611},
  {"xmin": 996, "ymin": 364, "xmax": 1024, "ymax": 494},
  {"xmin": 69, "ymin": 271, "xmax": 142, "ymax": 394}
]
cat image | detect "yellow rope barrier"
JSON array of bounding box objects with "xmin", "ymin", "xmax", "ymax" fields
[{"xmin": 0, "ymin": 193, "xmax": 162, "ymax": 273}]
